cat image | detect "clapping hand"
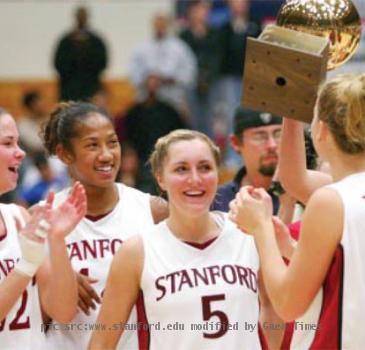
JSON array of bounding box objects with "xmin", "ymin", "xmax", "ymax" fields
[
  {"xmin": 15, "ymin": 205, "xmax": 52, "ymax": 277},
  {"xmin": 47, "ymin": 182, "xmax": 87, "ymax": 241},
  {"xmin": 229, "ymin": 186, "xmax": 273, "ymax": 234}
]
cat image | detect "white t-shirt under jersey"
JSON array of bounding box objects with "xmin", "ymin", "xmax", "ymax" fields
[
  {"xmin": 139, "ymin": 212, "xmax": 261, "ymax": 350},
  {"xmin": 0, "ymin": 204, "xmax": 45, "ymax": 350},
  {"xmin": 46, "ymin": 183, "xmax": 154, "ymax": 350}
]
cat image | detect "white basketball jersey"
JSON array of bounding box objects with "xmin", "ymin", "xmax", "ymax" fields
[
  {"xmin": 0, "ymin": 204, "xmax": 45, "ymax": 350},
  {"xmin": 140, "ymin": 213, "xmax": 261, "ymax": 350},
  {"xmin": 289, "ymin": 172, "xmax": 365, "ymax": 349},
  {"xmin": 46, "ymin": 183, "xmax": 154, "ymax": 350}
]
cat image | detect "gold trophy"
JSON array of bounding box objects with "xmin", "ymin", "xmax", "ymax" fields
[{"xmin": 242, "ymin": 0, "xmax": 362, "ymax": 122}]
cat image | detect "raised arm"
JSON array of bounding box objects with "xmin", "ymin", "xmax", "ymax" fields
[
  {"xmin": 232, "ymin": 186, "xmax": 342, "ymax": 321},
  {"xmin": 37, "ymin": 182, "xmax": 87, "ymax": 323},
  {"xmin": 88, "ymin": 236, "xmax": 143, "ymax": 350},
  {"xmin": 279, "ymin": 118, "xmax": 332, "ymax": 204}
]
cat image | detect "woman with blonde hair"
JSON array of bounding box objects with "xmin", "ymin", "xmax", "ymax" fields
[
  {"xmin": 231, "ymin": 73, "xmax": 365, "ymax": 349},
  {"xmin": 89, "ymin": 129, "xmax": 264, "ymax": 350}
]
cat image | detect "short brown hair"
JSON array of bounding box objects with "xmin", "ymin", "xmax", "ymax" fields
[{"xmin": 149, "ymin": 129, "xmax": 221, "ymax": 177}]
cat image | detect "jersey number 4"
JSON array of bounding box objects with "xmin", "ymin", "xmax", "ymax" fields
[{"xmin": 202, "ymin": 294, "xmax": 229, "ymax": 339}]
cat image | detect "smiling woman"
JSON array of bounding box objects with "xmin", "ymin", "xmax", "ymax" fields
[
  {"xmin": 43, "ymin": 102, "xmax": 120, "ymax": 193},
  {"xmin": 0, "ymin": 107, "xmax": 88, "ymax": 350},
  {"xmin": 0, "ymin": 109, "xmax": 25, "ymax": 194},
  {"xmin": 89, "ymin": 129, "xmax": 263, "ymax": 350},
  {"xmin": 41, "ymin": 101, "xmax": 168, "ymax": 350}
]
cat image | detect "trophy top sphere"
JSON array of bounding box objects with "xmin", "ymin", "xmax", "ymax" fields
[{"xmin": 277, "ymin": 0, "xmax": 362, "ymax": 70}]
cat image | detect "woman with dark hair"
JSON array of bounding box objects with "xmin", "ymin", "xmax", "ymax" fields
[{"xmin": 42, "ymin": 102, "xmax": 168, "ymax": 350}]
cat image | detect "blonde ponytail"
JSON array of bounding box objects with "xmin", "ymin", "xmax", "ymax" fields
[{"xmin": 317, "ymin": 74, "xmax": 365, "ymax": 154}]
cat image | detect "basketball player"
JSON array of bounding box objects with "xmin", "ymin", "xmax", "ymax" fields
[
  {"xmin": 0, "ymin": 108, "xmax": 87, "ymax": 349},
  {"xmin": 89, "ymin": 129, "xmax": 263, "ymax": 350},
  {"xmin": 231, "ymin": 73, "xmax": 365, "ymax": 349},
  {"xmin": 42, "ymin": 102, "xmax": 168, "ymax": 350}
]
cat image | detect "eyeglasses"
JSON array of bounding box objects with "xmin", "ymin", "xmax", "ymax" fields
[{"xmin": 249, "ymin": 130, "xmax": 282, "ymax": 145}]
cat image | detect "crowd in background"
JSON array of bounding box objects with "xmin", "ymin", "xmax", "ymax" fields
[
  {"xmin": 3, "ymin": 0, "xmax": 286, "ymax": 202},
  {"xmin": 2, "ymin": 1, "xmax": 365, "ymax": 349}
]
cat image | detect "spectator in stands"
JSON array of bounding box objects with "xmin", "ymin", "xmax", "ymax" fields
[
  {"xmin": 212, "ymin": 107, "xmax": 282, "ymax": 213},
  {"xmin": 53, "ymin": 6, "xmax": 108, "ymax": 101},
  {"xmin": 128, "ymin": 13, "xmax": 197, "ymax": 116},
  {"xmin": 89, "ymin": 85, "xmax": 110, "ymax": 113},
  {"xmin": 120, "ymin": 74, "xmax": 188, "ymax": 194},
  {"xmin": 17, "ymin": 152, "xmax": 68, "ymax": 207},
  {"xmin": 180, "ymin": 0, "xmax": 222, "ymax": 138},
  {"xmin": 18, "ymin": 91, "xmax": 48, "ymax": 156},
  {"xmin": 217, "ymin": 0, "xmax": 261, "ymax": 165},
  {"xmin": 117, "ymin": 142, "xmax": 141, "ymax": 189}
]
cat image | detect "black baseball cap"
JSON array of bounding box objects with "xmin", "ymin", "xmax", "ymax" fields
[{"xmin": 233, "ymin": 107, "xmax": 281, "ymax": 137}]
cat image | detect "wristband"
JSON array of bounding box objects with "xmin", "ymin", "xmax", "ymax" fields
[
  {"xmin": 34, "ymin": 228, "xmax": 47, "ymax": 239},
  {"xmin": 15, "ymin": 235, "xmax": 47, "ymax": 277},
  {"xmin": 15, "ymin": 259, "xmax": 39, "ymax": 277}
]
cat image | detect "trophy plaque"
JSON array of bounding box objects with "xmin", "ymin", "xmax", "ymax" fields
[
  {"xmin": 242, "ymin": 25, "xmax": 329, "ymax": 123},
  {"xmin": 241, "ymin": 0, "xmax": 362, "ymax": 123}
]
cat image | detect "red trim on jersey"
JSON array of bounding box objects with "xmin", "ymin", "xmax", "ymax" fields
[
  {"xmin": 280, "ymin": 226, "xmax": 297, "ymax": 349},
  {"xmin": 309, "ymin": 245, "xmax": 344, "ymax": 349},
  {"xmin": 183, "ymin": 236, "xmax": 218, "ymax": 250},
  {"xmin": 0, "ymin": 227, "xmax": 7, "ymax": 241},
  {"xmin": 85, "ymin": 211, "xmax": 112, "ymax": 222},
  {"xmin": 258, "ymin": 323, "xmax": 269, "ymax": 350},
  {"xmin": 288, "ymin": 221, "xmax": 301, "ymax": 241},
  {"xmin": 136, "ymin": 291, "xmax": 150, "ymax": 350},
  {"xmin": 0, "ymin": 213, "xmax": 7, "ymax": 241},
  {"xmin": 280, "ymin": 322, "xmax": 294, "ymax": 350}
]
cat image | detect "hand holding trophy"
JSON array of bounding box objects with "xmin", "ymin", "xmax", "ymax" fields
[{"xmin": 242, "ymin": 0, "xmax": 362, "ymax": 122}]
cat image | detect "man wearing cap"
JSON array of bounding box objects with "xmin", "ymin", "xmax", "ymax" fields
[
  {"xmin": 212, "ymin": 107, "xmax": 285, "ymax": 349},
  {"xmin": 212, "ymin": 107, "xmax": 282, "ymax": 213}
]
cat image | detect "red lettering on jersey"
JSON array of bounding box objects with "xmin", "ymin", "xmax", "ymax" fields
[
  {"xmin": 206, "ymin": 265, "xmax": 221, "ymax": 284},
  {"xmin": 222, "ymin": 265, "xmax": 237, "ymax": 284},
  {"xmin": 67, "ymin": 239, "xmax": 124, "ymax": 261},
  {"xmin": 5, "ymin": 259, "xmax": 15, "ymax": 273},
  {"xmin": 235, "ymin": 265, "xmax": 250, "ymax": 288},
  {"xmin": 166, "ymin": 272, "xmax": 179, "ymax": 294},
  {"xmin": 191, "ymin": 268, "xmax": 209, "ymax": 285},
  {"xmin": 155, "ymin": 276, "xmax": 167, "ymax": 301},
  {"xmin": 83, "ymin": 240, "xmax": 97, "ymax": 259},
  {"xmin": 178, "ymin": 270, "xmax": 193, "ymax": 291},
  {"xmin": 0, "ymin": 261, "xmax": 9, "ymax": 277},
  {"xmin": 68, "ymin": 243, "xmax": 82, "ymax": 260},
  {"xmin": 99, "ymin": 239, "xmax": 110, "ymax": 258},
  {"xmin": 111, "ymin": 239, "xmax": 123, "ymax": 254},
  {"xmin": 248, "ymin": 268, "xmax": 258, "ymax": 292},
  {"xmin": 155, "ymin": 264, "xmax": 258, "ymax": 301},
  {"xmin": 0, "ymin": 259, "xmax": 17, "ymax": 279}
]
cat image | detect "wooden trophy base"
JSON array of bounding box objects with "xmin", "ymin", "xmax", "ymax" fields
[{"xmin": 242, "ymin": 25, "xmax": 329, "ymax": 123}]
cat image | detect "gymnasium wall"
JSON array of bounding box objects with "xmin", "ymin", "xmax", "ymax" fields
[{"xmin": 0, "ymin": 0, "xmax": 172, "ymax": 117}]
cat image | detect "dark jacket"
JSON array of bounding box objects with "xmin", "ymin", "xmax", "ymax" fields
[
  {"xmin": 212, "ymin": 167, "xmax": 279, "ymax": 214},
  {"xmin": 54, "ymin": 30, "xmax": 108, "ymax": 101}
]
